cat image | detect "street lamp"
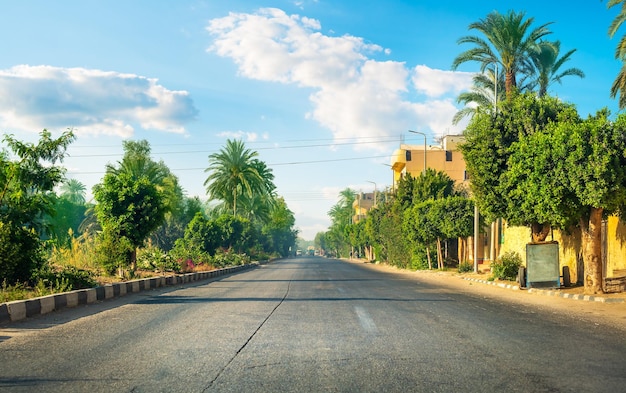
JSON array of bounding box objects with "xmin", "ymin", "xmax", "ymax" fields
[
  {"xmin": 366, "ymin": 181, "xmax": 377, "ymax": 206},
  {"xmin": 408, "ymin": 130, "xmax": 426, "ymax": 175}
]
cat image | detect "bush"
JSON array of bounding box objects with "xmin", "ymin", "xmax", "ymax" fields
[
  {"xmin": 458, "ymin": 261, "xmax": 473, "ymax": 273},
  {"xmin": 0, "ymin": 222, "xmax": 45, "ymax": 285},
  {"xmin": 95, "ymin": 228, "xmax": 134, "ymax": 275},
  {"xmin": 212, "ymin": 248, "xmax": 250, "ymax": 268},
  {"xmin": 34, "ymin": 264, "xmax": 97, "ymax": 290},
  {"xmin": 137, "ymin": 246, "xmax": 181, "ymax": 273},
  {"xmin": 491, "ymin": 251, "xmax": 522, "ymax": 281}
]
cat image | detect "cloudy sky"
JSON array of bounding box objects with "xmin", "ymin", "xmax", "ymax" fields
[{"xmin": 0, "ymin": 1, "xmax": 621, "ymax": 240}]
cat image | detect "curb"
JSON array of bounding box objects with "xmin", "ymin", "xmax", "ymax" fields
[
  {"xmin": 0, "ymin": 262, "xmax": 265, "ymax": 325},
  {"xmin": 462, "ymin": 277, "xmax": 625, "ymax": 303}
]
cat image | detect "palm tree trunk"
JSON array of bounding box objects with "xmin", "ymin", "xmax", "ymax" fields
[{"xmin": 505, "ymin": 70, "xmax": 516, "ymax": 99}]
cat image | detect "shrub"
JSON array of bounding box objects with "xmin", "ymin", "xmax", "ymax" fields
[
  {"xmin": 491, "ymin": 251, "xmax": 522, "ymax": 281},
  {"xmin": 34, "ymin": 264, "xmax": 97, "ymax": 290},
  {"xmin": 137, "ymin": 246, "xmax": 181, "ymax": 273},
  {"xmin": 0, "ymin": 222, "xmax": 45, "ymax": 285},
  {"xmin": 458, "ymin": 261, "xmax": 474, "ymax": 273}
]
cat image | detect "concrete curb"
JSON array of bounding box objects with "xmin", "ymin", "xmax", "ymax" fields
[
  {"xmin": 462, "ymin": 277, "xmax": 625, "ymax": 304},
  {"xmin": 0, "ymin": 262, "xmax": 264, "ymax": 325}
]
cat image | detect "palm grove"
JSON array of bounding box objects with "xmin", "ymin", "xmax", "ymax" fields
[
  {"xmin": 319, "ymin": 7, "xmax": 626, "ymax": 295},
  {"xmin": 0, "ymin": 134, "xmax": 297, "ymax": 295}
]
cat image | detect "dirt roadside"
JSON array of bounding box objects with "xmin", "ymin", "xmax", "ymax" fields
[{"xmin": 344, "ymin": 259, "xmax": 626, "ymax": 333}]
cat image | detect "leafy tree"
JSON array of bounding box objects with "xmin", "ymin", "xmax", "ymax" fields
[
  {"xmin": 108, "ymin": 140, "xmax": 183, "ymax": 214},
  {"xmin": 262, "ymin": 197, "xmax": 297, "ymax": 257},
  {"xmin": 460, "ymin": 92, "xmax": 577, "ymax": 241},
  {"xmin": 150, "ymin": 196, "xmax": 204, "ymax": 251},
  {"xmin": 404, "ymin": 200, "xmax": 440, "ymax": 269},
  {"xmin": 452, "ymin": 10, "xmax": 553, "ymax": 98},
  {"xmin": 0, "ymin": 129, "xmax": 75, "ymax": 283},
  {"xmin": 214, "ymin": 213, "xmax": 252, "ymax": 253},
  {"xmin": 93, "ymin": 169, "xmax": 166, "ymax": 273},
  {"xmin": 561, "ymin": 111, "xmax": 626, "ymax": 294},
  {"xmin": 205, "ymin": 139, "xmax": 273, "ymax": 216},
  {"xmin": 171, "ymin": 212, "xmax": 221, "ymax": 263}
]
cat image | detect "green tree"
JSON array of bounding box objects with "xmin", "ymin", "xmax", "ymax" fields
[
  {"xmin": 205, "ymin": 139, "xmax": 273, "ymax": 216},
  {"xmin": 93, "ymin": 171, "xmax": 166, "ymax": 273},
  {"xmin": 452, "ymin": 10, "xmax": 553, "ymax": 98},
  {"xmin": 149, "ymin": 196, "xmax": 204, "ymax": 252},
  {"xmin": 562, "ymin": 111, "xmax": 626, "ymax": 294},
  {"xmin": 528, "ymin": 40, "xmax": 585, "ymax": 97},
  {"xmin": 171, "ymin": 212, "xmax": 220, "ymax": 263},
  {"xmin": 108, "ymin": 140, "xmax": 183, "ymax": 214},
  {"xmin": 0, "ymin": 129, "xmax": 75, "ymax": 283},
  {"xmin": 262, "ymin": 197, "xmax": 297, "ymax": 257},
  {"xmin": 460, "ymin": 92, "xmax": 577, "ymax": 241}
]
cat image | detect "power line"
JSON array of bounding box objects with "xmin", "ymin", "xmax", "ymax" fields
[
  {"xmin": 67, "ymin": 137, "xmax": 402, "ymax": 158},
  {"xmin": 66, "ymin": 154, "xmax": 391, "ymax": 174}
]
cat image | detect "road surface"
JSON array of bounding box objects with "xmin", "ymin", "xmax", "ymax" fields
[{"xmin": 1, "ymin": 257, "xmax": 625, "ymax": 392}]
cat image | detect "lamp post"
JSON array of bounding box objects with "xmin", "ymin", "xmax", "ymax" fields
[
  {"xmin": 366, "ymin": 181, "xmax": 377, "ymax": 206},
  {"xmin": 408, "ymin": 130, "xmax": 426, "ymax": 175}
]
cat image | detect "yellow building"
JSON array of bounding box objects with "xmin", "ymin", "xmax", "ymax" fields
[
  {"xmin": 390, "ymin": 135, "xmax": 469, "ymax": 190},
  {"xmin": 352, "ymin": 192, "xmax": 375, "ymax": 224},
  {"xmin": 389, "ymin": 134, "xmax": 495, "ymax": 267}
]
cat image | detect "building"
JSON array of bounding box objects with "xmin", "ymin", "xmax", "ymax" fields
[
  {"xmin": 352, "ymin": 192, "xmax": 376, "ymax": 224},
  {"xmin": 389, "ymin": 135, "xmax": 469, "ymax": 191},
  {"xmin": 389, "ymin": 134, "xmax": 496, "ymax": 267}
]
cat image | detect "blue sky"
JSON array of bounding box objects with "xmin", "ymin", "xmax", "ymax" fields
[{"xmin": 0, "ymin": 1, "xmax": 622, "ymax": 240}]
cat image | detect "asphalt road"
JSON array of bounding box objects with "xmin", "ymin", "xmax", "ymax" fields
[{"xmin": 1, "ymin": 257, "xmax": 625, "ymax": 392}]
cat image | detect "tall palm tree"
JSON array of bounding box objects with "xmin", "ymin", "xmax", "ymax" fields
[
  {"xmin": 452, "ymin": 10, "xmax": 553, "ymax": 99},
  {"xmin": 528, "ymin": 40, "xmax": 585, "ymax": 97},
  {"xmin": 453, "ymin": 66, "xmax": 505, "ymax": 124},
  {"xmin": 608, "ymin": 0, "xmax": 626, "ymax": 108},
  {"xmin": 328, "ymin": 188, "xmax": 355, "ymax": 226},
  {"xmin": 60, "ymin": 178, "xmax": 87, "ymax": 205},
  {"xmin": 204, "ymin": 139, "xmax": 272, "ymax": 216}
]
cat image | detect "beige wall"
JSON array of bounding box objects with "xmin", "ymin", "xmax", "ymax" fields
[{"xmin": 498, "ymin": 216, "xmax": 626, "ymax": 284}]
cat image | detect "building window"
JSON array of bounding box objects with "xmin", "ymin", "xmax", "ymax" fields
[
  {"xmin": 446, "ymin": 151, "xmax": 452, "ymax": 161},
  {"xmin": 405, "ymin": 150, "xmax": 412, "ymax": 161},
  {"xmin": 464, "ymin": 170, "xmax": 470, "ymax": 180}
]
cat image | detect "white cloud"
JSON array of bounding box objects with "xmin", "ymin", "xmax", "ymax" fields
[
  {"xmin": 217, "ymin": 130, "xmax": 261, "ymax": 142},
  {"xmin": 411, "ymin": 65, "xmax": 474, "ymax": 97},
  {"xmin": 207, "ymin": 8, "xmax": 472, "ymax": 147},
  {"xmin": 0, "ymin": 65, "xmax": 198, "ymax": 137}
]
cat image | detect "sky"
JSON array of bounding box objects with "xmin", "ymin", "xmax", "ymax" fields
[{"xmin": 0, "ymin": 0, "xmax": 623, "ymax": 240}]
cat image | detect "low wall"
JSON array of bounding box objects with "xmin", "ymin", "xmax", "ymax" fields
[{"xmin": 0, "ymin": 262, "xmax": 262, "ymax": 325}]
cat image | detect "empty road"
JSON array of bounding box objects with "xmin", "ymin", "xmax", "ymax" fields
[{"xmin": 1, "ymin": 257, "xmax": 625, "ymax": 392}]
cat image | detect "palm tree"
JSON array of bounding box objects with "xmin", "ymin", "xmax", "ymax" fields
[
  {"xmin": 528, "ymin": 41, "xmax": 585, "ymax": 97},
  {"xmin": 452, "ymin": 10, "xmax": 553, "ymax": 99},
  {"xmin": 328, "ymin": 188, "xmax": 356, "ymax": 226},
  {"xmin": 608, "ymin": 0, "xmax": 626, "ymax": 108},
  {"xmin": 453, "ymin": 66, "xmax": 505, "ymax": 124},
  {"xmin": 60, "ymin": 178, "xmax": 87, "ymax": 205},
  {"xmin": 204, "ymin": 139, "xmax": 273, "ymax": 216}
]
